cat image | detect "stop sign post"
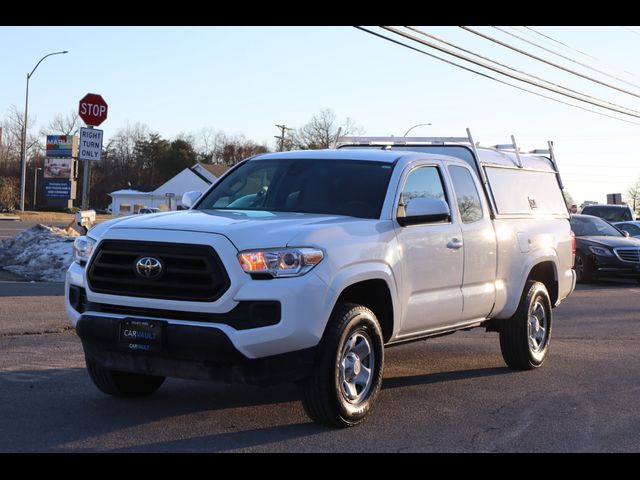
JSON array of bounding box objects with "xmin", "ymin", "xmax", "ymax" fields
[
  {"xmin": 79, "ymin": 93, "xmax": 108, "ymax": 127},
  {"xmin": 78, "ymin": 93, "xmax": 108, "ymax": 209}
]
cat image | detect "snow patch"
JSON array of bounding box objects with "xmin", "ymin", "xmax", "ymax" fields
[{"xmin": 0, "ymin": 224, "xmax": 79, "ymax": 282}]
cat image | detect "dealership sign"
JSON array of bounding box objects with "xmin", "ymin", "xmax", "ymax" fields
[
  {"xmin": 44, "ymin": 158, "xmax": 73, "ymax": 179},
  {"xmin": 46, "ymin": 135, "xmax": 78, "ymax": 158},
  {"xmin": 78, "ymin": 128, "xmax": 103, "ymax": 161},
  {"xmin": 43, "ymin": 180, "xmax": 71, "ymax": 198}
]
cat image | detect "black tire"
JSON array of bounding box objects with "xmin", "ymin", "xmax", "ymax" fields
[
  {"xmin": 499, "ymin": 281, "xmax": 552, "ymax": 370},
  {"xmin": 302, "ymin": 303, "xmax": 384, "ymax": 428},
  {"xmin": 85, "ymin": 357, "xmax": 165, "ymax": 398},
  {"xmin": 575, "ymin": 251, "xmax": 593, "ymax": 283}
]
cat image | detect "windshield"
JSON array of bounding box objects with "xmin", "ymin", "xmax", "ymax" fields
[
  {"xmin": 196, "ymin": 158, "xmax": 394, "ymax": 219},
  {"xmin": 570, "ymin": 216, "xmax": 623, "ymax": 237},
  {"xmin": 581, "ymin": 206, "xmax": 632, "ymax": 221}
]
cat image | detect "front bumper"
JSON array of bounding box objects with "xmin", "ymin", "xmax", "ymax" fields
[
  {"xmin": 77, "ymin": 314, "xmax": 316, "ymax": 386},
  {"xmin": 65, "ymin": 229, "xmax": 335, "ymax": 359},
  {"xmin": 592, "ymin": 255, "xmax": 640, "ymax": 279}
]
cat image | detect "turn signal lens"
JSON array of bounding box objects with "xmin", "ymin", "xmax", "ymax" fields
[{"xmin": 237, "ymin": 248, "xmax": 324, "ymax": 278}]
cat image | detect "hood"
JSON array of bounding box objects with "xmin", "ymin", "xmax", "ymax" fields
[
  {"xmin": 95, "ymin": 209, "xmax": 370, "ymax": 251},
  {"xmin": 577, "ymin": 236, "xmax": 640, "ymax": 249}
]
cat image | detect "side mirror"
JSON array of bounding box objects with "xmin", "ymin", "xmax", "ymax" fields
[
  {"xmin": 623, "ymin": 230, "xmax": 630, "ymax": 237},
  {"xmin": 397, "ymin": 197, "xmax": 450, "ymax": 227},
  {"xmin": 181, "ymin": 191, "xmax": 202, "ymax": 209}
]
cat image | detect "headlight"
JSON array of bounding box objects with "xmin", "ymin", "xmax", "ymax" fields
[
  {"xmin": 73, "ymin": 236, "xmax": 96, "ymax": 265},
  {"xmin": 588, "ymin": 246, "xmax": 613, "ymax": 257},
  {"xmin": 237, "ymin": 248, "xmax": 324, "ymax": 278}
]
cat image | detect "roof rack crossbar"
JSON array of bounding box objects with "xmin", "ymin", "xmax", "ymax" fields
[{"xmin": 337, "ymin": 136, "xmax": 470, "ymax": 145}]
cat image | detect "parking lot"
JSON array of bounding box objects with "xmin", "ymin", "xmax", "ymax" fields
[{"xmin": 0, "ymin": 279, "xmax": 638, "ymax": 452}]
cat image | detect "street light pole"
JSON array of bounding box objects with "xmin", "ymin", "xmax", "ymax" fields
[
  {"xmin": 403, "ymin": 123, "xmax": 432, "ymax": 137},
  {"xmin": 33, "ymin": 167, "xmax": 42, "ymax": 210},
  {"xmin": 19, "ymin": 50, "xmax": 69, "ymax": 211}
]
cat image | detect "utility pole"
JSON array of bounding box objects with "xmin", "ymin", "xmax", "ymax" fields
[{"xmin": 274, "ymin": 124, "xmax": 293, "ymax": 152}]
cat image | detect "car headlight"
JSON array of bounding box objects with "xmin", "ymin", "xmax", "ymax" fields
[
  {"xmin": 237, "ymin": 248, "xmax": 324, "ymax": 278},
  {"xmin": 73, "ymin": 236, "xmax": 96, "ymax": 265},
  {"xmin": 588, "ymin": 246, "xmax": 613, "ymax": 257}
]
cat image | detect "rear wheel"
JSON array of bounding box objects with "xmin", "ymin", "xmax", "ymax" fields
[
  {"xmin": 302, "ymin": 303, "xmax": 384, "ymax": 428},
  {"xmin": 499, "ymin": 281, "xmax": 552, "ymax": 370},
  {"xmin": 575, "ymin": 251, "xmax": 593, "ymax": 283},
  {"xmin": 85, "ymin": 357, "xmax": 165, "ymax": 397}
]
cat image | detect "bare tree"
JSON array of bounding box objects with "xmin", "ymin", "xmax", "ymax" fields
[
  {"xmin": 219, "ymin": 135, "xmax": 268, "ymax": 165},
  {"xmin": 43, "ymin": 110, "xmax": 81, "ymax": 136},
  {"xmin": 626, "ymin": 178, "xmax": 640, "ymax": 213},
  {"xmin": 0, "ymin": 177, "xmax": 19, "ymax": 210},
  {"xmin": 0, "ymin": 105, "xmax": 39, "ymax": 175},
  {"xmin": 292, "ymin": 109, "xmax": 363, "ymax": 150},
  {"xmin": 193, "ymin": 127, "xmax": 220, "ymax": 163}
]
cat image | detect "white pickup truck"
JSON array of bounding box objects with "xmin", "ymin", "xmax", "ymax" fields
[{"xmin": 65, "ymin": 132, "xmax": 575, "ymax": 427}]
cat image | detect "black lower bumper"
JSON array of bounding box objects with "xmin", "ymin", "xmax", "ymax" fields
[
  {"xmin": 594, "ymin": 258, "xmax": 640, "ymax": 279},
  {"xmin": 76, "ymin": 315, "xmax": 316, "ymax": 386}
]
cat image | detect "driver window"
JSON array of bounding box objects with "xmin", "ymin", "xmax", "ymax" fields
[
  {"xmin": 399, "ymin": 166, "xmax": 447, "ymax": 217},
  {"xmin": 213, "ymin": 165, "xmax": 276, "ymax": 209}
]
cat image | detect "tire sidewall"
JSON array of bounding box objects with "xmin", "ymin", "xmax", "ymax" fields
[
  {"xmin": 332, "ymin": 310, "xmax": 384, "ymax": 422},
  {"xmin": 526, "ymin": 283, "xmax": 552, "ymax": 366},
  {"xmin": 575, "ymin": 251, "xmax": 591, "ymax": 283}
]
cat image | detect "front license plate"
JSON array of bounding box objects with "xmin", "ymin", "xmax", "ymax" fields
[{"xmin": 119, "ymin": 319, "xmax": 163, "ymax": 352}]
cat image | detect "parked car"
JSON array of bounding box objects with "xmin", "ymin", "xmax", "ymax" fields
[
  {"xmin": 613, "ymin": 221, "xmax": 640, "ymax": 238},
  {"xmin": 580, "ymin": 204, "xmax": 635, "ymax": 222},
  {"xmin": 570, "ymin": 214, "xmax": 640, "ymax": 283},
  {"xmin": 138, "ymin": 207, "xmax": 160, "ymax": 214}
]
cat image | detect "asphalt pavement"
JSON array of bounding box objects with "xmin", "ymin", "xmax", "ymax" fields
[
  {"xmin": 0, "ymin": 220, "xmax": 70, "ymax": 240},
  {"xmin": 0, "ymin": 280, "xmax": 638, "ymax": 452}
]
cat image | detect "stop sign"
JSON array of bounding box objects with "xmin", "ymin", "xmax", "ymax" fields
[{"xmin": 79, "ymin": 93, "xmax": 108, "ymax": 127}]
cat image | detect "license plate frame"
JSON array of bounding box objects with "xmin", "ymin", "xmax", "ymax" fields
[{"xmin": 119, "ymin": 319, "xmax": 164, "ymax": 353}]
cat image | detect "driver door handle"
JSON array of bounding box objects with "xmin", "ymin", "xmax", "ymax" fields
[{"xmin": 447, "ymin": 238, "xmax": 463, "ymax": 249}]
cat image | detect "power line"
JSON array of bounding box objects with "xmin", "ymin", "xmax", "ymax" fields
[
  {"xmin": 491, "ymin": 26, "xmax": 640, "ymax": 90},
  {"xmin": 353, "ymin": 27, "xmax": 640, "ymax": 126},
  {"xmin": 404, "ymin": 26, "xmax": 640, "ymax": 115},
  {"xmin": 521, "ymin": 26, "xmax": 640, "ymax": 79},
  {"xmin": 622, "ymin": 26, "xmax": 640, "ymax": 37},
  {"xmin": 380, "ymin": 26, "xmax": 640, "ymax": 119},
  {"xmin": 459, "ymin": 26, "xmax": 640, "ymax": 100},
  {"xmin": 523, "ymin": 26, "xmax": 587, "ymax": 54}
]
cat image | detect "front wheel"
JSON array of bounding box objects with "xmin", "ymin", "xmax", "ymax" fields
[
  {"xmin": 302, "ymin": 303, "xmax": 384, "ymax": 428},
  {"xmin": 499, "ymin": 281, "xmax": 552, "ymax": 370},
  {"xmin": 85, "ymin": 357, "xmax": 165, "ymax": 397}
]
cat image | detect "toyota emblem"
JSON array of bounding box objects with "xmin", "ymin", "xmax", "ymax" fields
[{"xmin": 134, "ymin": 256, "xmax": 164, "ymax": 280}]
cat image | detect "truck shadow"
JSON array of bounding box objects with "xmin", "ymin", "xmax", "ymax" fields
[
  {"xmin": 0, "ymin": 362, "xmax": 514, "ymax": 452},
  {"xmin": 382, "ymin": 366, "xmax": 512, "ymax": 390}
]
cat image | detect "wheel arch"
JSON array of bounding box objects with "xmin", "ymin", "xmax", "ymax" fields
[{"xmin": 334, "ymin": 279, "xmax": 395, "ymax": 343}]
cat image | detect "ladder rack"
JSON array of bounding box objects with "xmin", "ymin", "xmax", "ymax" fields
[{"xmin": 336, "ymin": 129, "xmax": 562, "ymax": 186}]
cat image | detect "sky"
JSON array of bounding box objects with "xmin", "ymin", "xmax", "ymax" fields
[{"xmin": 1, "ymin": 25, "xmax": 639, "ymax": 206}]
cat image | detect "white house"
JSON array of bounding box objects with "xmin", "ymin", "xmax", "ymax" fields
[{"xmin": 109, "ymin": 163, "xmax": 229, "ymax": 215}]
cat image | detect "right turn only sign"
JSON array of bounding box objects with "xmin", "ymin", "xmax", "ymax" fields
[{"xmin": 78, "ymin": 127, "xmax": 103, "ymax": 161}]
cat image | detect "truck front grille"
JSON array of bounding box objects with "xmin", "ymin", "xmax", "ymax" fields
[
  {"xmin": 614, "ymin": 248, "xmax": 640, "ymax": 263},
  {"xmin": 87, "ymin": 240, "xmax": 230, "ymax": 301}
]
